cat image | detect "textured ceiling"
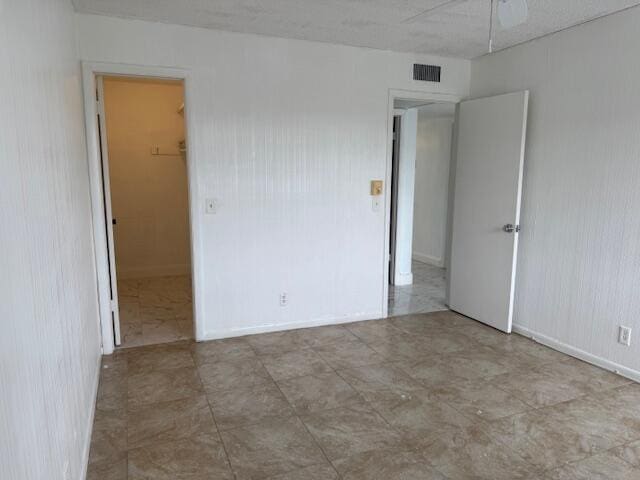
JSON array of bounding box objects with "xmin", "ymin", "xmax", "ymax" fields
[{"xmin": 71, "ymin": 0, "xmax": 640, "ymax": 58}]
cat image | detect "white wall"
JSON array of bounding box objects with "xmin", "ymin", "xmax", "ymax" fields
[
  {"xmin": 76, "ymin": 13, "xmax": 470, "ymax": 339},
  {"xmin": 412, "ymin": 110, "xmax": 454, "ymax": 267},
  {"xmin": 103, "ymin": 77, "xmax": 190, "ymax": 279},
  {"xmin": 0, "ymin": 1, "xmax": 101, "ymax": 479},
  {"xmin": 471, "ymin": 7, "xmax": 640, "ymax": 378}
]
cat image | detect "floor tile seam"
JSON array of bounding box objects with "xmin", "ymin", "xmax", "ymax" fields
[
  {"xmin": 267, "ymin": 376, "xmax": 342, "ymax": 479},
  {"xmin": 601, "ymin": 441, "xmax": 640, "ymax": 470},
  {"xmin": 490, "ymin": 376, "xmax": 631, "ymax": 415},
  {"xmin": 475, "ymin": 405, "xmax": 632, "ymax": 473},
  {"xmin": 253, "ymin": 346, "xmax": 372, "ymax": 417},
  {"xmin": 455, "ymin": 416, "xmax": 559, "ymax": 474},
  {"xmin": 201, "ymin": 394, "xmax": 238, "ymax": 477},
  {"xmin": 304, "ymin": 341, "xmax": 387, "ymax": 373},
  {"xmin": 483, "ymin": 374, "xmax": 571, "ymax": 410}
]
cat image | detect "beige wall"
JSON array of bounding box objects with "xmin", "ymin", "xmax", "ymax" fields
[{"xmin": 103, "ymin": 77, "xmax": 190, "ymax": 279}]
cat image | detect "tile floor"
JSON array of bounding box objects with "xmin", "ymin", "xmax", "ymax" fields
[
  {"xmin": 389, "ymin": 261, "xmax": 447, "ymax": 316},
  {"xmin": 117, "ymin": 275, "xmax": 193, "ymax": 348},
  {"xmin": 88, "ymin": 310, "xmax": 640, "ymax": 479}
]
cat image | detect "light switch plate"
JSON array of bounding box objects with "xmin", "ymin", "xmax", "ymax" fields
[{"xmin": 370, "ymin": 180, "xmax": 383, "ymax": 196}]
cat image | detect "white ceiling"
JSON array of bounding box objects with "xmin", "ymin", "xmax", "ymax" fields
[{"xmin": 71, "ymin": 0, "xmax": 640, "ymax": 58}]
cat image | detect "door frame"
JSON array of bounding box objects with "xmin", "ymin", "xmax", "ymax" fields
[
  {"xmin": 388, "ymin": 114, "xmax": 402, "ymax": 286},
  {"xmin": 82, "ymin": 61, "xmax": 203, "ymax": 354},
  {"xmin": 382, "ymin": 89, "xmax": 461, "ymax": 317}
]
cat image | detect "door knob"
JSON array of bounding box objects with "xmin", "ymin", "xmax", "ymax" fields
[{"xmin": 503, "ymin": 224, "xmax": 520, "ymax": 233}]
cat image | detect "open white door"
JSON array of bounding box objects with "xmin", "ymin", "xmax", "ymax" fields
[
  {"xmin": 449, "ymin": 91, "xmax": 529, "ymax": 333},
  {"xmin": 96, "ymin": 76, "xmax": 122, "ymax": 346}
]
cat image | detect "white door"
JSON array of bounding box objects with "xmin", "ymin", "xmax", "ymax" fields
[
  {"xmin": 96, "ymin": 76, "xmax": 122, "ymax": 346},
  {"xmin": 449, "ymin": 91, "xmax": 529, "ymax": 333}
]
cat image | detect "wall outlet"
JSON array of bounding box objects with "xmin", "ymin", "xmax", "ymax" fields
[
  {"xmin": 280, "ymin": 292, "xmax": 288, "ymax": 306},
  {"xmin": 619, "ymin": 326, "xmax": 632, "ymax": 346},
  {"xmin": 205, "ymin": 198, "xmax": 217, "ymax": 214}
]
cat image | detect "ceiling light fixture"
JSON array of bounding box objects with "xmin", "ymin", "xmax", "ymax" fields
[
  {"xmin": 497, "ymin": 0, "xmax": 529, "ymax": 29},
  {"xmin": 488, "ymin": 0, "xmax": 528, "ymax": 53}
]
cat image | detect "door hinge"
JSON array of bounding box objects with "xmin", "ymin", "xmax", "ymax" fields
[{"xmin": 110, "ymin": 299, "xmax": 117, "ymax": 311}]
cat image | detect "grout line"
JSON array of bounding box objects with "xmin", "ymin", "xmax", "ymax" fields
[
  {"xmin": 190, "ymin": 346, "xmax": 237, "ymax": 477},
  {"xmin": 255, "ymin": 352, "xmax": 344, "ymax": 478}
]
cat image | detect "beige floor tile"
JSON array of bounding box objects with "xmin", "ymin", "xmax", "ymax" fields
[
  {"xmin": 416, "ymin": 425, "xmax": 537, "ymax": 480},
  {"xmin": 540, "ymin": 357, "xmax": 632, "ymax": 394},
  {"xmin": 546, "ymin": 450, "xmax": 640, "ymax": 479},
  {"xmin": 366, "ymin": 334, "xmax": 439, "ymax": 361},
  {"xmin": 488, "ymin": 368, "xmax": 588, "ymax": 408},
  {"xmin": 483, "ymin": 407, "xmax": 612, "ymax": 470},
  {"xmin": 260, "ymin": 348, "xmax": 332, "ymax": 381},
  {"xmin": 277, "ymin": 372, "xmax": 362, "ymax": 414},
  {"xmin": 431, "ymin": 378, "xmax": 532, "ymax": 421},
  {"xmin": 96, "ymin": 360, "xmax": 128, "ymax": 412},
  {"xmin": 397, "ymin": 347, "xmax": 510, "ymax": 389},
  {"xmin": 371, "ymin": 390, "xmax": 475, "ymax": 441},
  {"xmin": 191, "ymin": 337, "xmax": 256, "ymax": 365},
  {"xmin": 265, "ymin": 463, "xmax": 339, "ymax": 480},
  {"xmin": 126, "ymin": 342, "xmax": 195, "ymax": 375},
  {"xmin": 245, "ymin": 330, "xmax": 308, "ymax": 355},
  {"xmin": 197, "ymin": 357, "xmax": 272, "ymax": 394},
  {"xmin": 300, "ymin": 403, "xmax": 405, "ymax": 461},
  {"xmin": 344, "ymin": 319, "xmax": 404, "ymax": 343},
  {"xmin": 220, "ymin": 416, "xmax": 326, "ymax": 479},
  {"xmin": 127, "ymin": 366, "xmax": 203, "ymax": 407},
  {"xmin": 90, "ymin": 309, "xmax": 639, "ymax": 480},
  {"xmin": 334, "ymin": 449, "xmax": 449, "ymax": 479},
  {"xmin": 127, "ymin": 395, "xmax": 217, "ymax": 449},
  {"xmin": 88, "ymin": 409, "xmax": 127, "ymax": 466},
  {"xmin": 208, "ymin": 382, "xmax": 294, "ymax": 430},
  {"xmin": 297, "ymin": 324, "xmax": 359, "ymax": 347},
  {"xmin": 86, "ymin": 457, "xmax": 128, "ymax": 480},
  {"xmin": 128, "ymin": 432, "xmax": 233, "ymax": 480},
  {"xmin": 335, "ymin": 363, "xmax": 424, "ymax": 403},
  {"xmin": 612, "ymin": 439, "xmax": 640, "ymax": 468},
  {"xmin": 312, "ymin": 337, "xmax": 387, "ymax": 370}
]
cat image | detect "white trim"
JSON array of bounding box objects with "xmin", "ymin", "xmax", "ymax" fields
[
  {"xmin": 117, "ymin": 264, "xmax": 191, "ymax": 280},
  {"xmin": 383, "ymin": 89, "xmax": 462, "ymax": 318},
  {"xmin": 200, "ymin": 312, "xmax": 383, "ymax": 341},
  {"xmin": 80, "ymin": 355, "xmax": 102, "ymax": 480},
  {"xmin": 394, "ymin": 272, "xmax": 414, "ymax": 286},
  {"xmin": 412, "ymin": 252, "xmax": 444, "ymax": 267},
  {"xmin": 513, "ymin": 324, "xmax": 640, "ymax": 383},
  {"xmin": 95, "ymin": 76, "xmax": 121, "ymax": 346},
  {"xmin": 82, "ymin": 61, "xmax": 203, "ymax": 354}
]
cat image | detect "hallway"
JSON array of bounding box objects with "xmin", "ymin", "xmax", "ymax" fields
[
  {"xmin": 117, "ymin": 276, "xmax": 193, "ymax": 348},
  {"xmin": 389, "ymin": 261, "xmax": 447, "ymax": 317}
]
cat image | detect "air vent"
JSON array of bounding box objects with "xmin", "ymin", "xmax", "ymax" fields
[{"xmin": 413, "ymin": 64, "xmax": 441, "ymax": 82}]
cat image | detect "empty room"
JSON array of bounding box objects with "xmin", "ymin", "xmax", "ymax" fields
[{"xmin": 2, "ymin": 1, "xmax": 640, "ymax": 479}]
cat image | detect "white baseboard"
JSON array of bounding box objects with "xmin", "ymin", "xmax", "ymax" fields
[
  {"xmin": 513, "ymin": 324, "xmax": 640, "ymax": 383},
  {"xmin": 117, "ymin": 263, "xmax": 190, "ymax": 280},
  {"xmin": 82, "ymin": 352, "xmax": 103, "ymax": 480},
  {"xmin": 394, "ymin": 272, "xmax": 413, "ymax": 286},
  {"xmin": 198, "ymin": 311, "xmax": 383, "ymax": 342},
  {"xmin": 412, "ymin": 252, "xmax": 444, "ymax": 267}
]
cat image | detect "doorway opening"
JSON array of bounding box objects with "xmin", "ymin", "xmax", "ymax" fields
[
  {"xmin": 97, "ymin": 75, "xmax": 193, "ymax": 349},
  {"xmin": 387, "ymin": 99, "xmax": 456, "ymax": 317}
]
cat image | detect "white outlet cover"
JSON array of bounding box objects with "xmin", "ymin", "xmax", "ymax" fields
[
  {"xmin": 619, "ymin": 326, "xmax": 632, "ymax": 346},
  {"xmin": 205, "ymin": 198, "xmax": 216, "ymax": 214}
]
